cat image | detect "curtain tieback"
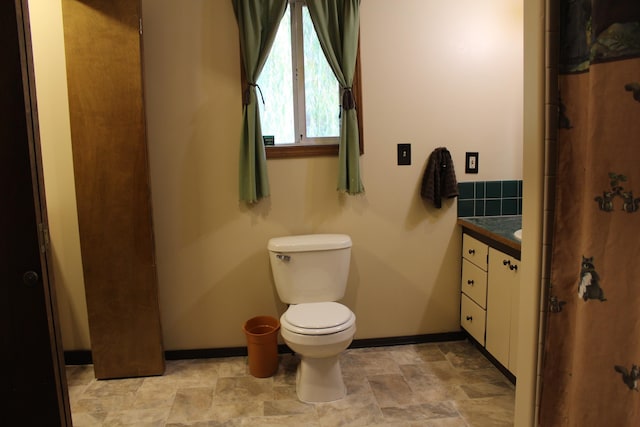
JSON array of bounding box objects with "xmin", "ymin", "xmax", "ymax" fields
[
  {"xmin": 341, "ymin": 87, "xmax": 356, "ymax": 110},
  {"xmin": 243, "ymin": 83, "xmax": 266, "ymax": 106}
]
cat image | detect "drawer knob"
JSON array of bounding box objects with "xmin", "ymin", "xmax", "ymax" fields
[
  {"xmin": 509, "ymin": 264, "xmax": 518, "ymax": 271},
  {"xmin": 503, "ymin": 259, "xmax": 510, "ymax": 266},
  {"xmin": 467, "ymin": 280, "xmax": 474, "ymax": 285},
  {"xmin": 466, "ymin": 316, "xmax": 473, "ymax": 322},
  {"xmin": 468, "ymin": 249, "xmax": 476, "ymax": 255}
]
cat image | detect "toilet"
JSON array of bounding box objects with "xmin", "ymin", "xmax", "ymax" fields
[{"xmin": 267, "ymin": 234, "xmax": 356, "ymax": 403}]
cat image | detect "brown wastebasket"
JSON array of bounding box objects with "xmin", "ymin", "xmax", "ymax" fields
[{"xmin": 242, "ymin": 315, "xmax": 280, "ymax": 378}]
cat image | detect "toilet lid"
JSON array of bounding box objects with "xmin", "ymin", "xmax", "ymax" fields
[{"xmin": 283, "ymin": 302, "xmax": 355, "ymax": 335}]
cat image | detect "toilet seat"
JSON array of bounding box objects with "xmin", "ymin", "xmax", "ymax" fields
[{"xmin": 283, "ymin": 302, "xmax": 355, "ymax": 336}]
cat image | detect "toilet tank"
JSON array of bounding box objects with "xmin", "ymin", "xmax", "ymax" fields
[{"xmin": 268, "ymin": 234, "xmax": 352, "ymax": 304}]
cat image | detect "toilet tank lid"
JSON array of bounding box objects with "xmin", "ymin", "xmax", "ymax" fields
[{"xmin": 268, "ymin": 234, "xmax": 352, "ymax": 252}]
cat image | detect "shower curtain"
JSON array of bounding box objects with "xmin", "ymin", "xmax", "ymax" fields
[{"xmin": 539, "ymin": 1, "xmax": 640, "ymax": 425}]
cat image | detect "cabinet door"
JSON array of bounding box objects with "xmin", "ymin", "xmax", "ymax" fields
[
  {"xmin": 509, "ymin": 269, "xmax": 519, "ymax": 375},
  {"xmin": 486, "ymin": 248, "xmax": 519, "ymax": 370}
]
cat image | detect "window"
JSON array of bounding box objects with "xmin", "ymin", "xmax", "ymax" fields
[{"xmin": 253, "ymin": 0, "xmax": 363, "ymax": 159}]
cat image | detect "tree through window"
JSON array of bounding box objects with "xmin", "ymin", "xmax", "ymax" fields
[{"xmin": 258, "ymin": 0, "xmax": 340, "ymax": 147}]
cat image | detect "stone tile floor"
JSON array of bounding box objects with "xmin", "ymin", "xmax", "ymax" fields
[{"xmin": 66, "ymin": 340, "xmax": 514, "ymax": 426}]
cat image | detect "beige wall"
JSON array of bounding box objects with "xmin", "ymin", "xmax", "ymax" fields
[
  {"xmin": 141, "ymin": 0, "xmax": 524, "ymax": 350},
  {"xmin": 28, "ymin": 0, "xmax": 90, "ymax": 350},
  {"xmin": 31, "ymin": 0, "xmax": 523, "ymax": 351}
]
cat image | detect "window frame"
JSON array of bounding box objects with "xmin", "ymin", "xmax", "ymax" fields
[{"xmin": 239, "ymin": 5, "xmax": 364, "ymax": 159}]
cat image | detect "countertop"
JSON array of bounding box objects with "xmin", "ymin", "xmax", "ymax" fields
[{"xmin": 457, "ymin": 216, "xmax": 522, "ymax": 257}]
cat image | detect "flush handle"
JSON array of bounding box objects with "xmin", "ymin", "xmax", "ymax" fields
[{"xmin": 276, "ymin": 254, "xmax": 291, "ymax": 262}]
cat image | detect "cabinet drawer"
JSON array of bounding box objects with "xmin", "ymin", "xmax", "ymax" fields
[
  {"xmin": 461, "ymin": 294, "xmax": 486, "ymax": 345},
  {"xmin": 461, "ymin": 259, "xmax": 487, "ymax": 308},
  {"xmin": 462, "ymin": 234, "xmax": 488, "ymax": 269}
]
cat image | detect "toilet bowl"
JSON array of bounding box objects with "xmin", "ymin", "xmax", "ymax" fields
[
  {"xmin": 267, "ymin": 234, "xmax": 356, "ymax": 403},
  {"xmin": 280, "ymin": 302, "xmax": 356, "ymax": 402}
]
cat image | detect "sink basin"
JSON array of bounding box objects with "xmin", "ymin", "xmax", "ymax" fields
[{"xmin": 513, "ymin": 229, "xmax": 522, "ymax": 241}]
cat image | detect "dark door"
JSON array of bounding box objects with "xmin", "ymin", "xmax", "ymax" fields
[{"xmin": 0, "ymin": 1, "xmax": 71, "ymax": 425}]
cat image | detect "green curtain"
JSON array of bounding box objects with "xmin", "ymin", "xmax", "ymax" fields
[
  {"xmin": 232, "ymin": 0, "xmax": 287, "ymax": 203},
  {"xmin": 307, "ymin": 0, "xmax": 364, "ymax": 194}
]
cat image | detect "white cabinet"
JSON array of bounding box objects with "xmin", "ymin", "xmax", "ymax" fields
[
  {"xmin": 462, "ymin": 258, "xmax": 488, "ymax": 308},
  {"xmin": 460, "ymin": 233, "xmax": 520, "ymax": 376},
  {"xmin": 486, "ymin": 248, "xmax": 520, "ymax": 375},
  {"xmin": 461, "ymin": 294, "xmax": 487, "ymax": 345},
  {"xmin": 460, "ymin": 235, "xmax": 488, "ymax": 345}
]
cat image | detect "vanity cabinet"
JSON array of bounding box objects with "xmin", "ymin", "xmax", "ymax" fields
[{"xmin": 460, "ymin": 233, "xmax": 520, "ymax": 376}]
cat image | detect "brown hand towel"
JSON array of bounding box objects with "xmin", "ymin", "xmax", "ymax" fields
[{"xmin": 420, "ymin": 147, "xmax": 459, "ymax": 208}]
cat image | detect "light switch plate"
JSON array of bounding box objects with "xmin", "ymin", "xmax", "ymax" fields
[
  {"xmin": 465, "ymin": 152, "xmax": 479, "ymax": 173},
  {"xmin": 398, "ymin": 143, "xmax": 411, "ymax": 165}
]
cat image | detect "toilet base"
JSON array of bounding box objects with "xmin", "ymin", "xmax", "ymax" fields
[{"xmin": 296, "ymin": 355, "xmax": 346, "ymax": 403}]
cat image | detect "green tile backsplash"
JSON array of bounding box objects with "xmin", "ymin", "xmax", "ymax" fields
[{"xmin": 457, "ymin": 180, "xmax": 523, "ymax": 217}]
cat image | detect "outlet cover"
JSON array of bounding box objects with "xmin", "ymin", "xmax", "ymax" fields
[{"xmin": 397, "ymin": 143, "xmax": 411, "ymax": 165}]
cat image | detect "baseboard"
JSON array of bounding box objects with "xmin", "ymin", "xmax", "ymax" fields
[
  {"xmin": 463, "ymin": 330, "xmax": 516, "ymax": 385},
  {"xmin": 349, "ymin": 331, "xmax": 467, "ymax": 349},
  {"xmin": 64, "ymin": 350, "xmax": 92, "ymax": 365},
  {"xmin": 164, "ymin": 344, "xmax": 292, "ymax": 361},
  {"xmin": 64, "ymin": 331, "xmax": 467, "ymax": 365}
]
